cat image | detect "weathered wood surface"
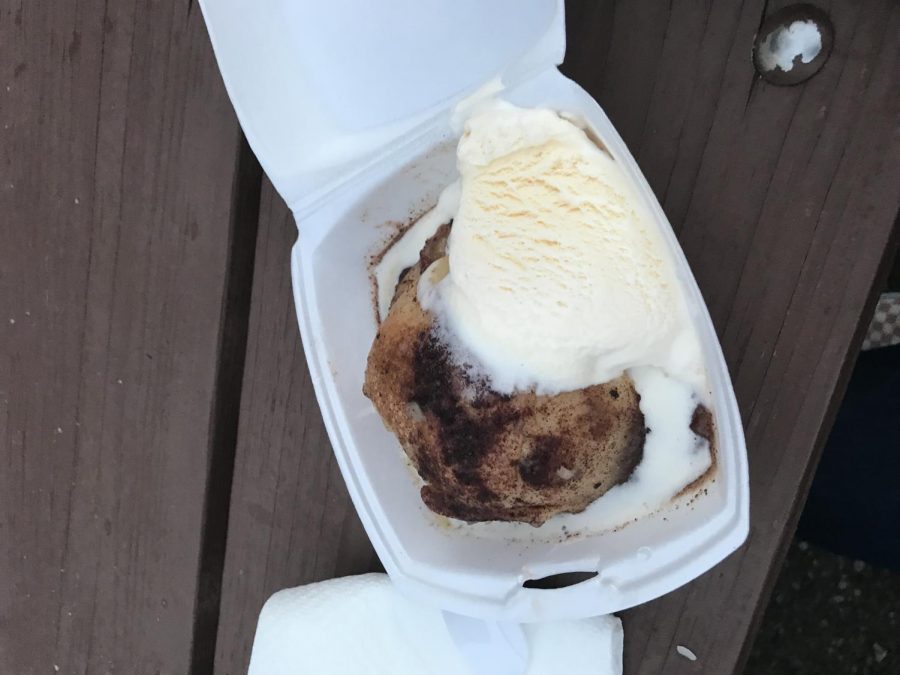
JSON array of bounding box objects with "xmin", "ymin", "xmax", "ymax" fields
[
  {"xmin": 567, "ymin": 0, "xmax": 900, "ymax": 672},
  {"xmin": 0, "ymin": 2, "xmax": 247, "ymax": 672}
]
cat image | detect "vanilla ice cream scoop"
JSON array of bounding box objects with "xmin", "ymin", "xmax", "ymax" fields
[{"xmin": 420, "ymin": 101, "xmax": 703, "ymax": 395}]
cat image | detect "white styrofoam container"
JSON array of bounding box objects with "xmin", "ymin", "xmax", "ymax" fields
[{"xmin": 200, "ymin": 0, "xmax": 749, "ymax": 622}]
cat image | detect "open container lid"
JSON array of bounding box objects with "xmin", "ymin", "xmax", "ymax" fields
[{"xmin": 200, "ymin": 0, "xmax": 565, "ymax": 213}]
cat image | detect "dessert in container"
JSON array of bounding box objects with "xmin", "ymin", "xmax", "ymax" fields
[{"xmin": 200, "ymin": 0, "xmax": 750, "ymax": 621}]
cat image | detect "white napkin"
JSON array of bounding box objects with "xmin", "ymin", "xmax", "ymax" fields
[{"xmin": 248, "ymin": 573, "xmax": 623, "ymax": 675}]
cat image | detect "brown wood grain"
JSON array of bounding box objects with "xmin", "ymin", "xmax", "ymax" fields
[
  {"xmin": 0, "ymin": 1, "xmax": 246, "ymax": 672},
  {"xmin": 209, "ymin": 1, "xmax": 899, "ymax": 674},
  {"xmin": 568, "ymin": 0, "xmax": 900, "ymax": 672}
]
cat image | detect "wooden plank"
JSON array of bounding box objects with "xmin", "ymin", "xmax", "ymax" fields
[
  {"xmin": 0, "ymin": 1, "xmax": 247, "ymax": 672},
  {"xmin": 214, "ymin": 1, "xmax": 900, "ymax": 673},
  {"xmin": 563, "ymin": 0, "xmax": 900, "ymax": 672}
]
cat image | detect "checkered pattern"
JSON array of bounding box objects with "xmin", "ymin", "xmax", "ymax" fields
[{"xmin": 862, "ymin": 292, "xmax": 900, "ymax": 351}]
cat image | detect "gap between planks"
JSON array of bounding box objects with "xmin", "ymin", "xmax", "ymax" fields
[{"xmin": 189, "ymin": 135, "xmax": 264, "ymax": 675}]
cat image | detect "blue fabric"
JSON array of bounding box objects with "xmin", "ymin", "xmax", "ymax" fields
[{"xmin": 797, "ymin": 344, "xmax": 900, "ymax": 570}]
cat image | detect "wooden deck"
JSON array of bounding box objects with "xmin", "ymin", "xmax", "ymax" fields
[{"xmin": 2, "ymin": 1, "xmax": 898, "ymax": 673}]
